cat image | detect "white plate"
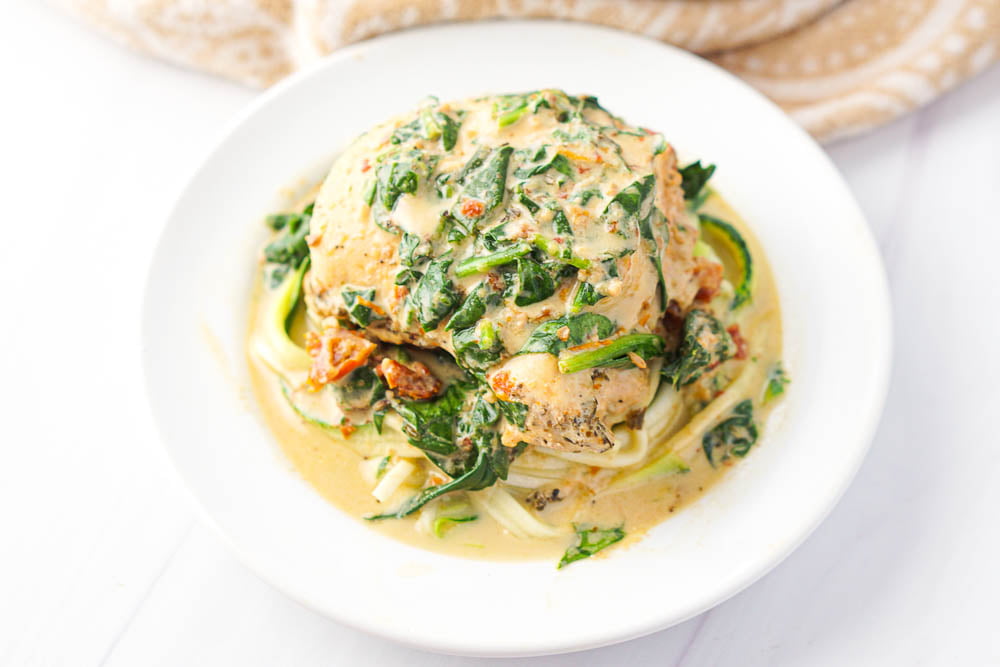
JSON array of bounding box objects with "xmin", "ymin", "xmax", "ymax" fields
[{"xmin": 142, "ymin": 21, "xmax": 891, "ymax": 657}]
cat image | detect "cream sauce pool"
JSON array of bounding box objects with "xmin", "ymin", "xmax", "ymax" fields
[{"xmin": 247, "ymin": 192, "xmax": 783, "ymax": 562}]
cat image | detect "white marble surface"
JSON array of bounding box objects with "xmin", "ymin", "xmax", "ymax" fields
[{"xmin": 3, "ymin": 2, "xmax": 999, "ymax": 665}]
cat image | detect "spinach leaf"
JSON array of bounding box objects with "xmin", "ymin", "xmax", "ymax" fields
[
  {"xmin": 408, "ymin": 257, "xmax": 459, "ymax": 331},
  {"xmin": 558, "ymin": 334, "xmax": 665, "ymax": 374},
  {"xmin": 515, "ymin": 184, "xmax": 540, "ymax": 214},
  {"xmin": 567, "ymin": 93, "xmax": 609, "ymax": 114},
  {"xmin": 702, "ymin": 399, "xmax": 758, "ymax": 466},
  {"xmin": 341, "ymin": 286, "xmax": 379, "ymax": 327},
  {"xmin": 370, "ymin": 151, "xmax": 437, "ymax": 233},
  {"xmin": 481, "ymin": 222, "xmax": 511, "ymax": 251},
  {"xmin": 395, "ymin": 232, "xmax": 429, "ymax": 285},
  {"xmin": 263, "ymin": 207, "xmax": 312, "ymax": 287},
  {"xmin": 451, "ymin": 322, "xmax": 503, "ymax": 373},
  {"xmin": 639, "ymin": 205, "xmax": 668, "ymax": 241},
  {"xmin": 398, "ymin": 232, "xmax": 427, "ymax": 267},
  {"xmin": 552, "ymin": 127, "xmax": 597, "ymax": 143},
  {"xmin": 679, "ymin": 160, "xmax": 716, "ymax": 201},
  {"xmin": 419, "ymin": 109, "xmax": 461, "ymax": 151},
  {"xmin": 265, "ymin": 212, "xmax": 298, "ymax": 231},
  {"xmin": 600, "ymin": 174, "xmax": 655, "ymax": 236},
  {"xmin": 331, "ymin": 366, "xmax": 386, "ymax": 411},
  {"xmin": 471, "ymin": 394, "xmax": 500, "ymax": 426},
  {"xmin": 370, "ymin": 388, "xmax": 522, "ymax": 519},
  {"xmin": 493, "ymin": 92, "xmax": 555, "ymax": 127},
  {"xmin": 439, "ymin": 113, "xmax": 460, "ymax": 151},
  {"xmin": 497, "ymin": 399, "xmax": 529, "ymax": 429},
  {"xmin": 551, "ymin": 205, "xmax": 573, "ymax": 235},
  {"xmin": 573, "ymin": 188, "xmax": 602, "ymax": 207},
  {"xmin": 558, "ymin": 524, "xmax": 625, "ymax": 568},
  {"xmin": 454, "ymin": 146, "xmax": 489, "ymax": 185},
  {"xmin": 445, "ymin": 286, "xmax": 487, "ymax": 331},
  {"xmin": 450, "ymin": 145, "xmax": 513, "ymax": 238},
  {"xmin": 434, "ymin": 173, "xmax": 454, "ymax": 199},
  {"xmin": 764, "ymin": 363, "xmax": 790, "ymax": 403},
  {"xmin": 514, "ymin": 150, "xmax": 574, "ymax": 180},
  {"xmin": 514, "ymin": 256, "xmax": 556, "ymax": 307},
  {"xmin": 661, "ymin": 309, "xmax": 735, "ymax": 387},
  {"xmin": 392, "ymin": 108, "xmax": 462, "ymax": 151},
  {"xmin": 391, "ymin": 383, "xmax": 472, "ymax": 475},
  {"xmin": 518, "ymin": 313, "xmax": 615, "ymax": 356},
  {"xmin": 368, "ymin": 440, "xmax": 502, "ymax": 519},
  {"xmin": 570, "ymin": 282, "xmax": 604, "ymax": 312},
  {"xmin": 495, "ymin": 95, "xmax": 529, "ymax": 127},
  {"xmin": 380, "ymin": 162, "xmax": 417, "ymax": 207}
]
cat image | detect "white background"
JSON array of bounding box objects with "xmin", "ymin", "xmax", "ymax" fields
[{"xmin": 2, "ymin": 2, "xmax": 998, "ymax": 665}]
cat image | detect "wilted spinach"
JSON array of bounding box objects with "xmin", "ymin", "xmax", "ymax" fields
[
  {"xmin": 331, "ymin": 366, "xmax": 386, "ymax": 412},
  {"xmin": 341, "ymin": 286, "xmax": 379, "ymax": 327},
  {"xmin": 518, "ymin": 313, "xmax": 615, "ymax": 356},
  {"xmin": 573, "ymin": 188, "xmax": 602, "ymax": 207},
  {"xmin": 370, "ymin": 150, "xmax": 437, "ymax": 233},
  {"xmin": 558, "ymin": 524, "xmax": 626, "ymax": 568},
  {"xmin": 661, "ymin": 310, "xmax": 735, "ymax": 387},
  {"xmin": 679, "ymin": 160, "xmax": 715, "ymax": 206},
  {"xmin": 369, "ymin": 388, "xmax": 520, "ymax": 519},
  {"xmin": 702, "ymin": 399, "xmax": 758, "ymax": 466},
  {"xmin": 496, "ymin": 398, "xmax": 529, "ymax": 429},
  {"xmin": 600, "ymin": 174, "xmax": 655, "ymax": 236},
  {"xmin": 445, "ymin": 286, "xmax": 487, "ymax": 331},
  {"xmin": 451, "ymin": 322, "xmax": 503, "ymax": 374},
  {"xmin": 764, "ymin": 363, "xmax": 790, "ymax": 403},
  {"xmin": 408, "ymin": 257, "xmax": 460, "ymax": 331},
  {"xmin": 391, "ymin": 107, "xmax": 461, "ymax": 151},
  {"xmin": 513, "ymin": 150, "xmax": 574, "ymax": 181},
  {"xmin": 449, "ymin": 145, "xmax": 513, "ymax": 238},
  {"xmin": 395, "ymin": 232, "xmax": 430, "ymax": 285},
  {"xmin": 263, "ymin": 205, "xmax": 312, "ymax": 287},
  {"xmin": 389, "ymin": 383, "xmax": 472, "ymax": 476},
  {"xmin": 569, "ymin": 282, "xmax": 604, "ymax": 312},
  {"xmin": 513, "ymin": 256, "xmax": 556, "ymax": 307}
]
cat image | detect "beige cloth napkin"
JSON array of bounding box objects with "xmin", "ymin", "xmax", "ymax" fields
[{"xmin": 62, "ymin": 0, "xmax": 999, "ymax": 142}]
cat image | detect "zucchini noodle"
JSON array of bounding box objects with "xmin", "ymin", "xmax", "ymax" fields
[
  {"xmin": 252, "ymin": 262, "xmax": 311, "ymax": 385},
  {"xmin": 372, "ymin": 459, "xmax": 416, "ymax": 503},
  {"xmin": 503, "ymin": 471, "xmax": 558, "ymax": 489},
  {"xmin": 656, "ymin": 361, "xmax": 762, "ymax": 464},
  {"xmin": 469, "ymin": 487, "xmax": 564, "ymax": 539},
  {"xmin": 640, "ymin": 383, "xmax": 685, "ymax": 448}
]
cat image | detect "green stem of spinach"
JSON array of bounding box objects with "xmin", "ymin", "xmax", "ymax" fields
[
  {"xmin": 455, "ymin": 242, "xmax": 532, "ymax": 277},
  {"xmin": 531, "ymin": 235, "xmax": 590, "ymax": 269},
  {"xmin": 558, "ymin": 334, "xmax": 664, "ymax": 374},
  {"xmin": 498, "ymin": 102, "xmax": 528, "ymax": 127}
]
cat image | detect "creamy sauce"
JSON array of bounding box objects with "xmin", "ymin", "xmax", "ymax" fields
[{"xmin": 247, "ymin": 190, "xmax": 783, "ymax": 562}]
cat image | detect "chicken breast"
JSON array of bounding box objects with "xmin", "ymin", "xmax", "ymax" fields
[{"xmin": 304, "ymin": 90, "xmax": 708, "ymax": 452}]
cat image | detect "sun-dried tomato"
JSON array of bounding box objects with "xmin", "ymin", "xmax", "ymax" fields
[
  {"xmin": 378, "ymin": 358, "xmax": 442, "ymax": 400},
  {"xmin": 305, "ymin": 327, "xmax": 376, "ymax": 389}
]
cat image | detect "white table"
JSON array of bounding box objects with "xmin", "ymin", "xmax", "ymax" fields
[{"xmin": 3, "ymin": 2, "xmax": 998, "ymax": 665}]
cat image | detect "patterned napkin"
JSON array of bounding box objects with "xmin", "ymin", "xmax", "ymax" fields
[{"xmin": 61, "ymin": 0, "xmax": 999, "ymax": 141}]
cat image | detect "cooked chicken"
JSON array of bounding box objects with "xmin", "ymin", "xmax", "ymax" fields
[{"xmin": 304, "ymin": 90, "xmax": 710, "ymax": 452}]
